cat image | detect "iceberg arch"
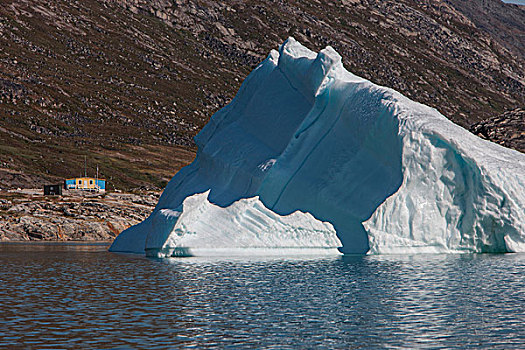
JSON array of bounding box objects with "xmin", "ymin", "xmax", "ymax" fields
[{"xmin": 110, "ymin": 38, "xmax": 525, "ymax": 256}]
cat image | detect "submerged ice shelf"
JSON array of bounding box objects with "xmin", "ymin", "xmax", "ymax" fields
[{"xmin": 110, "ymin": 37, "xmax": 525, "ymax": 257}]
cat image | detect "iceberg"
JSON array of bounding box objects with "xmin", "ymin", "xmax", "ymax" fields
[{"xmin": 110, "ymin": 37, "xmax": 525, "ymax": 257}]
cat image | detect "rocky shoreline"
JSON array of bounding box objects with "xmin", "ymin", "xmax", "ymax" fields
[{"xmin": 0, "ymin": 189, "xmax": 158, "ymax": 241}]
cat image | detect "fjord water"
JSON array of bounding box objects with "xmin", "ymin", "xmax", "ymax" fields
[{"xmin": 1, "ymin": 243, "xmax": 524, "ymax": 349}]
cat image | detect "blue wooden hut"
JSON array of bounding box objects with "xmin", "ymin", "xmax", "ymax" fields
[{"xmin": 64, "ymin": 177, "xmax": 106, "ymax": 192}]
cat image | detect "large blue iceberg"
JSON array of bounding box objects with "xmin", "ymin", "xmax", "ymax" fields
[{"xmin": 110, "ymin": 38, "xmax": 525, "ymax": 257}]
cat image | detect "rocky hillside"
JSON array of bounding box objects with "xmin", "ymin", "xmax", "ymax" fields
[{"xmin": 1, "ymin": 0, "xmax": 524, "ymax": 190}]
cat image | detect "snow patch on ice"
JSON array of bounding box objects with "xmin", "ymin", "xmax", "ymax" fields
[{"xmin": 258, "ymin": 159, "xmax": 276, "ymax": 172}]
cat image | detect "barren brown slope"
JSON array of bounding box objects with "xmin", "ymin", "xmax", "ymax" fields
[
  {"xmin": 0, "ymin": 0, "xmax": 523, "ymax": 190},
  {"xmin": 446, "ymin": 0, "xmax": 525, "ymax": 59}
]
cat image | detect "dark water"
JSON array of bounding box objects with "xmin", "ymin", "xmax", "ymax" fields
[{"xmin": 0, "ymin": 243, "xmax": 524, "ymax": 349}]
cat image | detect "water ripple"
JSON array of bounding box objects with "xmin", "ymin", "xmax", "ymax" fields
[{"xmin": 0, "ymin": 243, "xmax": 524, "ymax": 349}]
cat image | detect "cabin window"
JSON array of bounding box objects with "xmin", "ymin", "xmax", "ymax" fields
[
  {"xmin": 89, "ymin": 180, "xmax": 93, "ymax": 185},
  {"xmin": 78, "ymin": 180, "xmax": 82, "ymax": 185}
]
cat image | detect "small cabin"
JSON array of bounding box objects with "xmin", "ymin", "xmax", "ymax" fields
[
  {"xmin": 64, "ymin": 177, "xmax": 106, "ymax": 192},
  {"xmin": 44, "ymin": 184, "xmax": 62, "ymax": 196}
]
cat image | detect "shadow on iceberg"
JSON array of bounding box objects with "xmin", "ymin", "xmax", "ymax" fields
[{"xmin": 110, "ymin": 37, "xmax": 525, "ymax": 256}]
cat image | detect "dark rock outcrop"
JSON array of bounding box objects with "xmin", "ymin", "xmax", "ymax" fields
[{"xmin": 470, "ymin": 108, "xmax": 525, "ymax": 152}]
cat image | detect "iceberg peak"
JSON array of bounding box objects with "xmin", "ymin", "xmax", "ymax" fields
[{"xmin": 278, "ymin": 37, "xmax": 343, "ymax": 99}]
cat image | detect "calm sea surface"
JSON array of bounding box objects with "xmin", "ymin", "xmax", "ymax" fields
[{"xmin": 0, "ymin": 243, "xmax": 524, "ymax": 349}]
